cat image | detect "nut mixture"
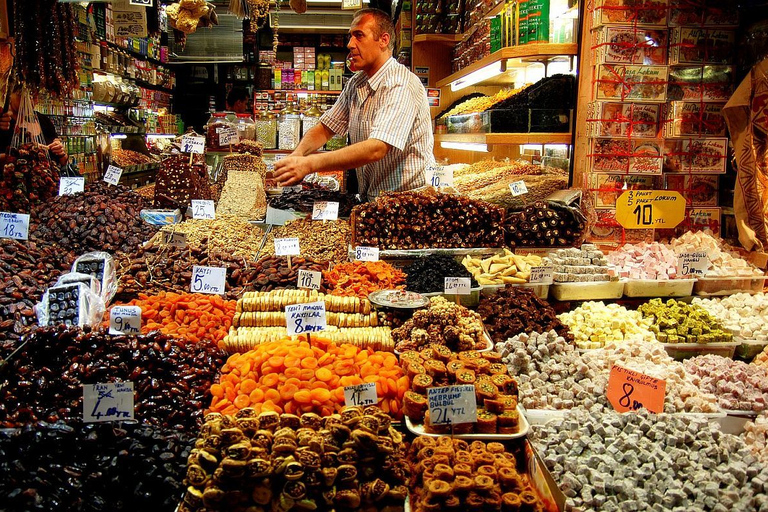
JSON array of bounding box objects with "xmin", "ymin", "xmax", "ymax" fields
[
  {"xmin": 393, "ymin": 296, "xmax": 486, "ymax": 352},
  {"xmin": 263, "ymin": 218, "xmax": 351, "ymax": 264}
]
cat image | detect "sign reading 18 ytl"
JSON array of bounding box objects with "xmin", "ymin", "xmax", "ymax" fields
[{"xmin": 615, "ymin": 190, "xmax": 685, "ymax": 229}]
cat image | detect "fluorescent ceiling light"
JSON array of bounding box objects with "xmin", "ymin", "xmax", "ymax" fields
[
  {"xmin": 146, "ymin": 134, "xmax": 177, "ymax": 138},
  {"xmin": 110, "ymin": 134, "xmax": 128, "ymax": 139},
  {"xmin": 440, "ymin": 141, "xmax": 489, "ymax": 152},
  {"xmin": 451, "ymin": 61, "xmax": 505, "ymax": 92}
]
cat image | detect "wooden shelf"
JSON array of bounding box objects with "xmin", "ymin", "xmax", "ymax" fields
[
  {"xmin": 435, "ymin": 132, "xmax": 572, "ymax": 145},
  {"xmin": 435, "ymin": 43, "xmax": 578, "ymax": 88},
  {"xmin": 413, "ymin": 33, "xmax": 462, "ymax": 44},
  {"xmin": 262, "ymin": 89, "xmax": 341, "ymax": 95}
]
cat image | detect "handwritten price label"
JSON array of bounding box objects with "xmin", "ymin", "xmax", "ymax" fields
[
  {"xmin": 191, "ymin": 266, "xmax": 227, "ymax": 295},
  {"xmin": 275, "ymin": 238, "xmax": 300, "ymax": 256},
  {"xmin": 191, "ymin": 200, "xmax": 216, "ymax": 220},
  {"xmin": 59, "ymin": 177, "xmax": 85, "ymax": 196},
  {"xmin": 606, "ymin": 365, "xmax": 666, "ymax": 414},
  {"xmin": 344, "ymin": 382, "xmax": 377, "ymax": 407},
  {"xmin": 444, "ymin": 277, "xmax": 471, "ymax": 295},
  {"xmin": 0, "ymin": 212, "xmax": 30, "ymax": 241},
  {"xmin": 219, "ymin": 128, "xmax": 240, "ymax": 146},
  {"xmin": 509, "ymin": 180, "xmax": 528, "ymax": 197},
  {"xmin": 529, "ymin": 266, "xmax": 554, "ymax": 285},
  {"xmin": 83, "ymin": 382, "xmax": 134, "ymax": 423},
  {"xmin": 427, "ymin": 385, "xmax": 477, "ymax": 425},
  {"xmin": 355, "ymin": 246, "xmax": 379, "ymax": 262},
  {"xmin": 312, "ymin": 201, "xmax": 340, "ymax": 221},
  {"xmin": 109, "ymin": 306, "xmax": 142, "ymax": 335},
  {"xmin": 677, "ymin": 251, "xmax": 708, "ymax": 277},
  {"xmin": 285, "ymin": 301, "xmax": 327, "ymax": 335},
  {"xmin": 163, "ymin": 231, "xmax": 187, "ymax": 248},
  {"xmin": 426, "ymin": 164, "xmax": 454, "ymax": 187},
  {"xmin": 103, "ymin": 165, "xmax": 123, "ymax": 186},
  {"xmin": 297, "ymin": 269, "xmax": 321, "ymax": 291},
  {"xmin": 181, "ymin": 135, "xmax": 205, "ymax": 154}
]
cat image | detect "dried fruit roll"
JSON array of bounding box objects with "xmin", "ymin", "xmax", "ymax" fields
[
  {"xmin": 221, "ymin": 326, "xmax": 394, "ymax": 353},
  {"xmin": 240, "ymin": 290, "xmax": 372, "ymax": 314}
]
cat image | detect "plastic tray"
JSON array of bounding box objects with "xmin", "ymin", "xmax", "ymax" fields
[
  {"xmin": 734, "ymin": 337, "xmax": 768, "ymax": 361},
  {"xmin": 693, "ymin": 275, "xmax": 767, "ymax": 296},
  {"xmin": 661, "ymin": 341, "xmax": 740, "ymax": 361},
  {"xmin": 623, "ymin": 278, "xmax": 695, "ymax": 298},
  {"xmin": 480, "ymin": 283, "xmax": 550, "ymax": 300},
  {"xmin": 550, "ymin": 280, "xmax": 625, "ymax": 301},
  {"xmin": 404, "ymin": 405, "xmax": 529, "ymax": 439},
  {"xmin": 521, "ymin": 408, "xmax": 568, "ymax": 426},
  {"xmin": 422, "ymin": 287, "xmax": 481, "ymax": 308}
]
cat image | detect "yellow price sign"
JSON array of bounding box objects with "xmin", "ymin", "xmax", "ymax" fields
[{"xmin": 615, "ymin": 190, "xmax": 685, "ymax": 229}]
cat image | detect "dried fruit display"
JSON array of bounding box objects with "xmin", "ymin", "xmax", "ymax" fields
[
  {"xmin": 478, "ymin": 286, "xmax": 572, "ymax": 343},
  {"xmin": 268, "ymin": 186, "xmax": 360, "ymax": 218},
  {"xmin": 324, "ymin": 261, "xmax": 406, "ymax": 299},
  {"xmin": 504, "ymin": 200, "xmax": 586, "ymax": 248},
  {"xmin": 353, "ymin": 189, "xmax": 504, "ymax": 250},
  {"xmin": 0, "ymin": 143, "xmax": 60, "ymax": 213},
  {"xmin": 31, "ymin": 181, "xmax": 158, "ymax": 255},
  {"xmin": 155, "ymin": 215, "xmax": 267, "ymax": 260},
  {"xmin": 261, "ymin": 218, "xmax": 351, "ymax": 264},
  {"xmin": 111, "ymin": 148, "xmax": 155, "ymax": 167},
  {"xmin": 392, "ymin": 296, "xmax": 487, "ymax": 352},
  {"xmin": 0, "ymin": 326, "xmax": 226, "ymax": 429},
  {"xmin": 181, "ymin": 405, "xmax": 410, "ymax": 511},
  {"xmin": 405, "ymin": 254, "xmax": 477, "ymax": 293}
]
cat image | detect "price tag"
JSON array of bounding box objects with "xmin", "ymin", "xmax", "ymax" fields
[
  {"xmin": 297, "ymin": 269, "xmax": 321, "ymax": 290},
  {"xmin": 606, "ymin": 365, "xmax": 666, "ymax": 414},
  {"xmin": 109, "ymin": 305, "xmax": 142, "ymax": 335},
  {"xmin": 509, "ymin": 180, "xmax": 528, "ymax": 197},
  {"xmin": 191, "ymin": 265, "xmax": 227, "ymax": 295},
  {"xmin": 444, "ymin": 277, "xmax": 471, "ymax": 295},
  {"xmin": 219, "ymin": 128, "xmax": 240, "ymax": 146},
  {"xmin": 191, "ymin": 200, "xmax": 216, "ymax": 220},
  {"xmin": 274, "ymin": 154, "xmax": 287, "ymax": 162},
  {"xmin": 677, "ymin": 251, "xmax": 708, "ymax": 277},
  {"xmin": 282, "ymin": 185, "xmax": 303, "ymax": 194},
  {"xmin": 427, "ymin": 385, "xmax": 477, "ymax": 425},
  {"xmin": 426, "ymin": 164, "xmax": 454, "ymax": 187},
  {"xmin": 616, "ymin": 190, "xmax": 686, "ymax": 229},
  {"xmin": 275, "ymin": 237, "xmax": 300, "ymax": 256},
  {"xmin": 312, "ymin": 201, "xmax": 340, "ymax": 221},
  {"xmin": 529, "ymin": 266, "xmax": 554, "ymax": 285},
  {"xmin": 103, "ymin": 165, "xmax": 123, "ymax": 186},
  {"xmin": 59, "ymin": 177, "xmax": 85, "ymax": 196},
  {"xmin": 285, "ymin": 301, "xmax": 327, "ymax": 335},
  {"xmin": 83, "ymin": 382, "xmax": 135, "ymax": 423},
  {"xmin": 181, "ymin": 135, "xmax": 205, "ymax": 154},
  {"xmin": 344, "ymin": 382, "xmax": 378, "ymax": 407},
  {"xmin": 163, "ymin": 231, "xmax": 187, "ymax": 248},
  {"xmin": 355, "ymin": 246, "xmax": 379, "ymax": 262},
  {"xmin": 0, "ymin": 212, "xmax": 30, "ymax": 241}
]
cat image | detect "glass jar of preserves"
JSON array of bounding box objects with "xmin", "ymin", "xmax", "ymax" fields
[
  {"xmin": 235, "ymin": 113, "xmax": 256, "ymax": 141},
  {"xmin": 255, "ymin": 110, "xmax": 277, "ymax": 149},
  {"xmin": 204, "ymin": 112, "xmax": 233, "ymax": 151}
]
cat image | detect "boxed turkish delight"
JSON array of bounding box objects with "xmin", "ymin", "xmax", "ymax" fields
[
  {"xmin": 592, "ymin": 0, "xmax": 668, "ymax": 27},
  {"xmin": 669, "ymin": 28, "xmax": 736, "ymax": 65},
  {"xmin": 665, "ymin": 174, "xmax": 719, "ymax": 207},
  {"xmin": 663, "ymin": 101, "xmax": 727, "ymax": 137},
  {"xmin": 593, "ymin": 26, "xmax": 668, "ymax": 66},
  {"xmin": 667, "ymin": 65, "xmax": 734, "ymax": 102},
  {"xmin": 663, "ymin": 138, "xmax": 727, "ymax": 174},
  {"xmin": 592, "ymin": 174, "xmax": 657, "ymax": 209},
  {"xmin": 668, "ymin": 0, "xmax": 739, "ymax": 27},
  {"xmin": 594, "ymin": 65, "xmax": 668, "ymax": 102},
  {"xmin": 587, "ymin": 102, "xmax": 661, "ymax": 138},
  {"xmin": 591, "ymin": 138, "xmax": 664, "ymax": 175}
]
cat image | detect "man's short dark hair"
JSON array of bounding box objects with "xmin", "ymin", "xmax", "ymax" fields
[
  {"xmin": 353, "ymin": 8, "xmax": 396, "ymax": 52},
  {"xmin": 227, "ymin": 87, "xmax": 248, "ymax": 108}
]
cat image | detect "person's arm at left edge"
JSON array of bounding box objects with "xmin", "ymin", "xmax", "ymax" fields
[{"xmin": 38, "ymin": 113, "xmax": 68, "ymax": 165}]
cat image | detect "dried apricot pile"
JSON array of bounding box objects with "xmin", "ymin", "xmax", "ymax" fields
[{"xmin": 323, "ymin": 261, "xmax": 406, "ymax": 299}]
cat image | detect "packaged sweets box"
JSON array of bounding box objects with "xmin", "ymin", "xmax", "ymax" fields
[
  {"xmin": 667, "ymin": 65, "xmax": 734, "ymax": 102},
  {"xmin": 668, "ymin": 0, "xmax": 739, "ymax": 26},
  {"xmin": 587, "ymin": 101, "xmax": 661, "ymax": 138},
  {"xmin": 592, "ymin": 0, "xmax": 669, "ymax": 27},
  {"xmin": 663, "ymin": 102, "xmax": 727, "ymax": 138},
  {"xmin": 591, "ymin": 174, "xmax": 657, "ymax": 209},
  {"xmin": 590, "ymin": 138, "xmax": 664, "ymax": 175},
  {"xmin": 593, "ymin": 27, "xmax": 668, "ymax": 66},
  {"xmin": 669, "ymin": 28, "xmax": 736, "ymax": 65},
  {"xmin": 594, "ymin": 65, "xmax": 669, "ymax": 103},
  {"xmin": 663, "ymin": 138, "xmax": 728, "ymax": 174},
  {"xmin": 665, "ymin": 174, "xmax": 719, "ymax": 207},
  {"xmin": 657, "ymin": 207, "xmax": 722, "ymax": 238}
]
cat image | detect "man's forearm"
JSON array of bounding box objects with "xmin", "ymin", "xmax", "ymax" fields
[
  {"xmin": 307, "ymin": 138, "xmax": 389, "ymax": 173},
  {"xmin": 292, "ymin": 123, "xmax": 335, "ymax": 156}
]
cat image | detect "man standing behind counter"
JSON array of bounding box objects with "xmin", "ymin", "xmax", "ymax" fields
[{"xmin": 273, "ymin": 8, "xmax": 434, "ymax": 200}]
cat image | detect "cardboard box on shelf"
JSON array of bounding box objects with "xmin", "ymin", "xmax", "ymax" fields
[
  {"xmin": 669, "ymin": 28, "xmax": 736, "ymax": 65},
  {"xmin": 663, "ymin": 101, "xmax": 727, "ymax": 137},
  {"xmin": 591, "ymin": 174, "xmax": 658, "ymax": 209},
  {"xmin": 665, "ymin": 174, "xmax": 719, "ymax": 207},
  {"xmin": 587, "ymin": 102, "xmax": 661, "ymax": 138},
  {"xmin": 663, "ymin": 138, "xmax": 728, "ymax": 174},
  {"xmin": 594, "ymin": 65, "xmax": 669, "ymax": 103},
  {"xmin": 593, "ymin": 26, "xmax": 668, "ymax": 66},
  {"xmin": 591, "ymin": 138, "xmax": 664, "ymax": 175},
  {"xmin": 592, "ymin": 0, "xmax": 669, "ymax": 27}
]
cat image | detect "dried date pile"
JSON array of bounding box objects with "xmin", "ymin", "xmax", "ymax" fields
[
  {"xmin": 250, "ymin": 254, "xmax": 330, "ymax": 292},
  {"xmin": 0, "ymin": 326, "xmax": 226, "ymax": 430},
  {"xmin": 405, "ymin": 253, "xmax": 478, "ymax": 293},
  {"xmin": 31, "ymin": 181, "xmax": 158, "ymax": 255},
  {"xmin": 504, "ymin": 200, "xmax": 586, "ymax": 248},
  {"xmin": 353, "ymin": 189, "xmax": 504, "ymax": 250},
  {"xmin": 268, "ymin": 186, "xmax": 360, "ymax": 217},
  {"xmin": 0, "ymin": 421, "xmax": 194, "ymax": 512},
  {"xmin": 0, "ymin": 143, "xmax": 60, "ymax": 213},
  {"xmin": 478, "ymin": 286, "xmax": 572, "ymax": 343}
]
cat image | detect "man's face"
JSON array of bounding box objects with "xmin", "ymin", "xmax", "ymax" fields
[
  {"xmin": 233, "ymin": 98, "xmax": 248, "ymax": 113},
  {"xmin": 347, "ymin": 14, "xmax": 388, "ymax": 75}
]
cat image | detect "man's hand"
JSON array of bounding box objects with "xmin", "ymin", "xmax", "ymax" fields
[
  {"xmin": 273, "ymin": 155, "xmax": 313, "ymax": 186},
  {"xmin": 0, "ymin": 111, "xmax": 12, "ymax": 132},
  {"xmin": 48, "ymin": 138, "xmax": 68, "ymax": 165}
]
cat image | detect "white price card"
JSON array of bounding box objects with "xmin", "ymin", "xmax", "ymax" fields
[
  {"xmin": 59, "ymin": 177, "xmax": 85, "ymax": 196},
  {"xmin": 0, "ymin": 212, "xmax": 29, "ymax": 241},
  {"xmin": 273, "ymin": 154, "xmax": 287, "ymax": 162},
  {"xmin": 344, "ymin": 382, "xmax": 378, "ymax": 407},
  {"xmin": 163, "ymin": 231, "xmax": 187, "ymax": 248},
  {"xmin": 219, "ymin": 128, "xmax": 240, "ymax": 146},
  {"xmin": 426, "ymin": 164, "xmax": 454, "ymax": 187},
  {"xmin": 285, "ymin": 301, "xmax": 327, "ymax": 335},
  {"xmin": 191, "ymin": 265, "xmax": 227, "ymax": 295},
  {"xmin": 181, "ymin": 135, "xmax": 205, "ymax": 154},
  {"xmin": 298, "ymin": 269, "xmax": 322, "ymax": 290},
  {"xmin": 677, "ymin": 251, "xmax": 708, "ymax": 277},
  {"xmin": 109, "ymin": 305, "xmax": 142, "ymax": 335},
  {"xmin": 275, "ymin": 237, "xmax": 301, "ymax": 256},
  {"xmin": 282, "ymin": 185, "xmax": 303, "ymax": 194},
  {"xmin": 312, "ymin": 201, "xmax": 340, "ymax": 221},
  {"xmin": 529, "ymin": 266, "xmax": 554, "ymax": 285},
  {"xmin": 427, "ymin": 385, "xmax": 477, "ymax": 425},
  {"xmin": 83, "ymin": 382, "xmax": 135, "ymax": 423},
  {"xmin": 355, "ymin": 246, "xmax": 379, "ymax": 262},
  {"xmin": 191, "ymin": 200, "xmax": 216, "ymax": 220},
  {"xmin": 103, "ymin": 165, "xmax": 123, "ymax": 186},
  {"xmin": 444, "ymin": 277, "xmax": 472, "ymax": 295},
  {"xmin": 509, "ymin": 180, "xmax": 528, "ymax": 197}
]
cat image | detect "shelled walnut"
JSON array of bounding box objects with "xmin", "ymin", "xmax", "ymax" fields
[{"xmin": 353, "ymin": 189, "xmax": 504, "ymax": 250}]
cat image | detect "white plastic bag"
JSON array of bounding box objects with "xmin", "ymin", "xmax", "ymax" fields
[
  {"xmin": 72, "ymin": 251, "xmax": 118, "ymax": 305},
  {"xmin": 54, "ymin": 272, "xmax": 102, "ymax": 298},
  {"xmin": 35, "ymin": 282, "xmax": 105, "ymax": 329}
]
